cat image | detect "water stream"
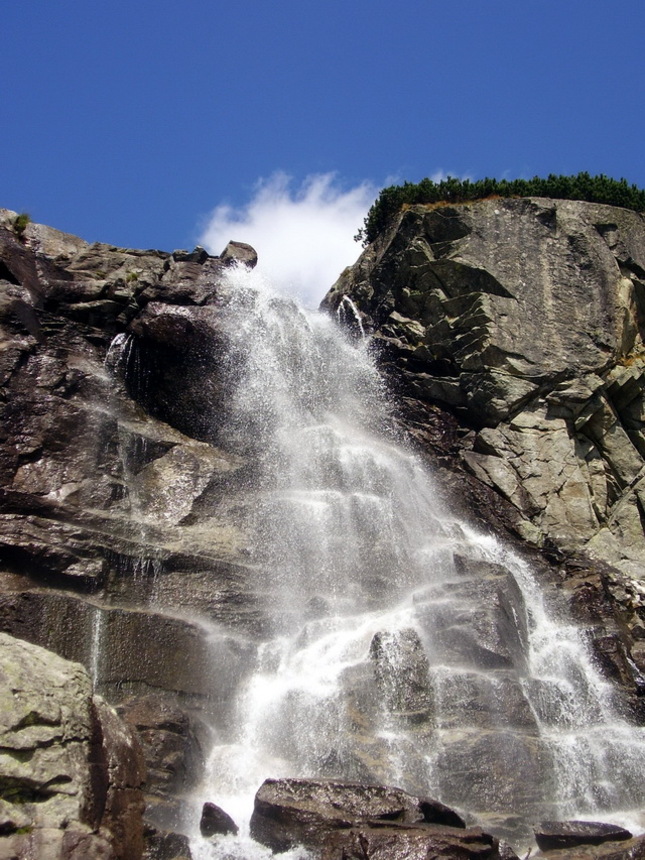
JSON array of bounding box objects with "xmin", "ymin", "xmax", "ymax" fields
[{"xmin": 182, "ymin": 266, "xmax": 645, "ymax": 856}]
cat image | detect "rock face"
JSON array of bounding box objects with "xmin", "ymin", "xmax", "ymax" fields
[
  {"xmin": 324, "ymin": 197, "xmax": 645, "ymax": 691},
  {"xmin": 324, "ymin": 198, "xmax": 645, "ymax": 576},
  {"xmin": 0, "ymin": 631, "xmax": 145, "ymax": 859},
  {"xmin": 0, "ymin": 208, "xmax": 262, "ymax": 844}
]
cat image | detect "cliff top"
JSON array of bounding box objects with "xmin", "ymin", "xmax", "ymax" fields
[{"xmin": 359, "ymin": 173, "xmax": 645, "ymax": 245}]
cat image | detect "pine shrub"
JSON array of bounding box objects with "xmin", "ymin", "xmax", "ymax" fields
[{"xmin": 358, "ymin": 173, "xmax": 645, "ymax": 245}]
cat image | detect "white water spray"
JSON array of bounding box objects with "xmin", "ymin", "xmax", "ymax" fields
[{"xmin": 189, "ymin": 266, "xmax": 645, "ymax": 855}]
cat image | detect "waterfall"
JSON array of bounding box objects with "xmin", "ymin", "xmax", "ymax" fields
[
  {"xmin": 89, "ymin": 603, "xmax": 106, "ymax": 690},
  {"xmin": 190, "ymin": 265, "xmax": 645, "ymax": 857}
]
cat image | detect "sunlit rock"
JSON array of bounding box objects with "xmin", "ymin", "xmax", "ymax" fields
[
  {"xmin": 325, "ymin": 197, "xmax": 645, "ymax": 579},
  {"xmin": 0, "ymin": 632, "xmax": 145, "ymax": 859}
]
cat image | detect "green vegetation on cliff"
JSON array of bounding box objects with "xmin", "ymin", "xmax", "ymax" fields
[{"xmin": 358, "ymin": 173, "xmax": 645, "ymax": 244}]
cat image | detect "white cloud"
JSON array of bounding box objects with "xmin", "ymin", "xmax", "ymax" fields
[{"xmin": 199, "ymin": 172, "xmax": 377, "ymax": 308}]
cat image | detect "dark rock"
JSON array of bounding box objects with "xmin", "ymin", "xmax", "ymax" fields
[
  {"xmin": 143, "ymin": 824, "xmax": 193, "ymax": 859},
  {"xmin": 92, "ymin": 697, "xmax": 147, "ymax": 860},
  {"xmin": 320, "ymin": 824, "xmax": 501, "ymax": 860},
  {"xmin": 418, "ymin": 797, "xmax": 466, "ymax": 829},
  {"xmin": 118, "ymin": 695, "xmax": 199, "ymax": 798},
  {"xmin": 0, "ymin": 589, "xmax": 215, "ymax": 696},
  {"xmin": 535, "ymin": 821, "xmax": 633, "ymax": 852},
  {"xmin": 219, "ymin": 240, "xmax": 258, "ymax": 269},
  {"xmin": 172, "ymin": 246, "xmax": 210, "ymax": 264},
  {"xmin": 534, "ymin": 834, "xmax": 645, "ymax": 860},
  {"xmin": 369, "ymin": 628, "xmax": 432, "ymax": 720},
  {"xmin": 250, "ymin": 777, "xmax": 468, "ymax": 854},
  {"xmin": 199, "ymin": 801, "xmax": 239, "ymax": 837}
]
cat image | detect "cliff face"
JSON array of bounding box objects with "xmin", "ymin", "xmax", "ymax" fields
[
  {"xmin": 3, "ymin": 200, "xmax": 645, "ymax": 854},
  {"xmin": 0, "ymin": 209, "xmax": 263, "ymax": 852},
  {"xmin": 324, "ymin": 198, "xmax": 645, "ymax": 581}
]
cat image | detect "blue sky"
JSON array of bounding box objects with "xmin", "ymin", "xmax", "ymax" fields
[{"xmin": 4, "ymin": 1, "xmax": 645, "ymax": 302}]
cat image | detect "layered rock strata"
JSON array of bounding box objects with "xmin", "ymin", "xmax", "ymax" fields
[{"xmin": 0, "ymin": 208, "xmax": 259, "ymax": 844}]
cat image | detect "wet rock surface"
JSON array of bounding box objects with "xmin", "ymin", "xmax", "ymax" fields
[
  {"xmin": 535, "ymin": 821, "xmax": 633, "ymax": 852},
  {"xmin": 369, "ymin": 627, "xmax": 433, "ymax": 720},
  {"xmin": 250, "ymin": 777, "xmax": 477, "ymax": 855},
  {"xmin": 199, "ymin": 801, "xmax": 238, "ymax": 837}
]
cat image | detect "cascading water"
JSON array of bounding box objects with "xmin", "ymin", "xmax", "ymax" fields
[{"xmin": 190, "ymin": 265, "xmax": 645, "ymax": 856}]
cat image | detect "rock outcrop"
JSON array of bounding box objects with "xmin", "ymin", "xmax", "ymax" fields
[
  {"xmin": 0, "ymin": 631, "xmax": 145, "ymax": 859},
  {"xmin": 250, "ymin": 778, "xmax": 478, "ymax": 856},
  {"xmin": 324, "ymin": 197, "xmax": 645, "ymax": 691},
  {"xmin": 0, "ymin": 208, "xmax": 261, "ymax": 845},
  {"xmin": 324, "ymin": 198, "xmax": 645, "ymax": 574}
]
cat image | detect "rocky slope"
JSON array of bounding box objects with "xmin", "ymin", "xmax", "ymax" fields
[
  {"xmin": 324, "ymin": 197, "xmax": 645, "ymax": 674},
  {"xmin": 325, "ymin": 197, "xmax": 645, "ymax": 570}
]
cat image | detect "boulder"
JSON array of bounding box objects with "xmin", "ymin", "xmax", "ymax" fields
[
  {"xmin": 250, "ymin": 777, "xmax": 467, "ymax": 854},
  {"xmin": 532, "ymin": 834, "xmax": 645, "ymax": 860},
  {"xmin": 219, "ymin": 240, "xmax": 258, "ymax": 269},
  {"xmin": 535, "ymin": 820, "xmax": 633, "ymax": 852},
  {"xmin": 199, "ymin": 801, "xmax": 238, "ymax": 837},
  {"xmin": 0, "ymin": 631, "xmax": 145, "ymax": 859}
]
